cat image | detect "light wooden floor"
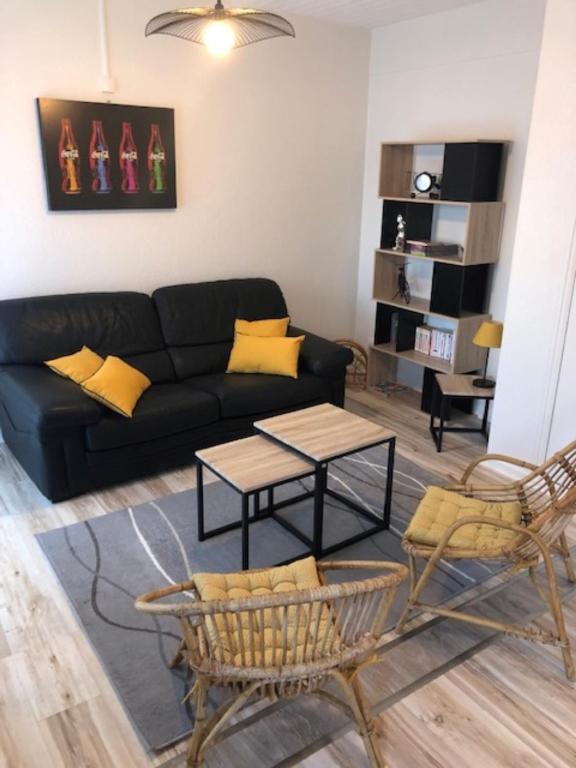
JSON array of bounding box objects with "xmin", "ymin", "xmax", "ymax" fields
[{"xmin": 0, "ymin": 388, "xmax": 574, "ymax": 768}]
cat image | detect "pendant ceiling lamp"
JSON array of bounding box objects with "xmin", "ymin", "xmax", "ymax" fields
[{"xmin": 145, "ymin": 1, "xmax": 295, "ymax": 57}]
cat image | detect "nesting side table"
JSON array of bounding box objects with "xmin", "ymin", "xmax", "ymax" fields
[{"xmin": 430, "ymin": 374, "xmax": 495, "ymax": 452}]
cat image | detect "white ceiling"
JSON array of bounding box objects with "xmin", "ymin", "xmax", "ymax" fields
[{"xmin": 254, "ymin": 0, "xmax": 487, "ymax": 29}]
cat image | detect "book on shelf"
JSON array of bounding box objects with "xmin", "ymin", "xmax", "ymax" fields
[
  {"xmin": 406, "ymin": 240, "xmax": 462, "ymax": 259},
  {"xmin": 414, "ymin": 325, "xmax": 453, "ymax": 362}
]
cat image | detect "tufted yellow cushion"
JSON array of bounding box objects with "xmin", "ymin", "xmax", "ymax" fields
[
  {"xmin": 226, "ymin": 334, "xmax": 304, "ymax": 379},
  {"xmin": 81, "ymin": 356, "xmax": 151, "ymax": 418},
  {"xmin": 234, "ymin": 317, "xmax": 290, "ymax": 338},
  {"xmin": 405, "ymin": 486, "xmax": 522, "ymax": 551},
  {"xmin": 45, "ymin": 346, "xmax": 104, "ymax": 384},
  {"xmin": 194, "ymin": 556, "xmax": 331, "ymax": 666}
]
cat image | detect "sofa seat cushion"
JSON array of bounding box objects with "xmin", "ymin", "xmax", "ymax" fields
[
  {"xmin": 187, "ymin": 372, "xmax": 329, "ymax": 419},
  {"xmin": 85, "ymin": 383, "xmax": 219, "ymax": 451}
]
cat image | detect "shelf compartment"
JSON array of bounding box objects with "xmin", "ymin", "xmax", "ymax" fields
[
  {"xmin": 376, "ymin": 248, "xmax": 463, "ymax": 266},
  {"xmin": 380, "ymin": 201, "xmax": 503, "ymax": 266},
  {"xmin": 378, "ymin": 140, "xmax": 506, "ymax": 202},
  {"xmin": 371, "ymin": 343, "xmax": 453, "ymax": 375}
]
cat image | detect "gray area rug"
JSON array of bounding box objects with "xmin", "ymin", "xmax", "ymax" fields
[{"xmin": 37, "ymin": 447, "xmax": 503, "ymax": 753}]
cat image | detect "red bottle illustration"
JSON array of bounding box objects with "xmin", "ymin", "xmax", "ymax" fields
[
  {"xmin": 119, "ymin": 121, "xmax": 139, "ymax": 194},
  {"xmin": 147, "ymin": 124, "xmax": 166, "ymax": 194},
  {"xmin": 89, "ymin": 120, "xmax": 112, "ymax": 193},
  {"xmin": 58, "ymin": 117, "xmax": 81, "ymax": 194}
]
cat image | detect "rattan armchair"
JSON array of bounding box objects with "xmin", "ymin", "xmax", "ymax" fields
[
  {"xmin": 397, "ymin": 440, "xmax": 576, "ymax": 681},
  {"xmin": 136, "ymin": 558, "xmax": 407, "ymax": 767}
]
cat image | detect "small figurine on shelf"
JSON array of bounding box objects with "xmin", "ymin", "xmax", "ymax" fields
[
  {"xmin": 394, "ymin": 264, "xmax": 411, "ymax": 305},
  {"xmin": 393, "ymin": 214, "xmax": 406, "ymax": 252}
]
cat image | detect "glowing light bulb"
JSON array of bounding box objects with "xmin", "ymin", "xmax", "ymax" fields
[{"xmin": 203, "ymin": 21, "xmax": 235, "ymax": 56}]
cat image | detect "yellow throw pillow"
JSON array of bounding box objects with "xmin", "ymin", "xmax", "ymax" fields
[
  {"xmin": 226, "ymin": 334, "xmax": 304, "ymax": 379},
  {"xmin": 45, "ymin": 346, "xmax": 104, "ymax": 384},
  {"xmin": 81, "ymin": 356, "xmax": 151, "ymax": 418},
  {"xmin": 234, "ymin": 317, "xmax": 290, "ymax": 338}
]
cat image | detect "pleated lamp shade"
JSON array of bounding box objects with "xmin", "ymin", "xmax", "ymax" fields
[
  {"xmin": 473, "ymin": 321, "xmax": 503, "ymax": 349},
  {"xmin": 145, "ymin": 2, "xmax": 295, "ymax": 54}
]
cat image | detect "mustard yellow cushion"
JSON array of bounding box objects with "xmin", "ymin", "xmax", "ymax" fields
[
  {"xmin": 226, "ymin": 334, "xmax": 304, "ymax": 378},
  {"xmin": 405, "ymin": 486, "xmax": 522, "ymax": 551},
  {"xmin": 194, "ymin": 556, "xmax": 331, "ymax": 666},
  {"xmin": 81, "ymin": 356, "xmax": 151, "ymax": 418},
  {"xmin": 234, "ymin": 317, "xmax": 290, "ymax": 338},
  {"xmin": 45, "ymin": 346, "xmax": 104, "ymax": 384}
]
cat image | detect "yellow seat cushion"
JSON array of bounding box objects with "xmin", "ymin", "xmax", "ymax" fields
[
  {"xmin": 226, "ymin": 334, "xmax": 304, "ymax": 379},
  {"xmin": 194, "ymin": 556, "xmax": 331, "ymax": 666},
  {"xmin": 234, "ymin": 317, "xmax": 290, "ymax": 337},
  {"xmin": 405, "ymin": 486, "xmax": 522, "ymax": 551},
  {"xmin": 45, "ymin": 346, "xmax": 104, "ymax": 384},
  {"xmin": 81, "ymin": 356, "xmax": 151, "ymax": 418}
]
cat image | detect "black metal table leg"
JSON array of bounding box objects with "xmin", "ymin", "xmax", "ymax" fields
[
  {"xmin": 196, "ymin": 461, "xmax": 205, "ymax": 541},
  {"xmin": 267, "ymin": 487, "xmax": 274, "ymax": 515},
  {"xmin": 312, "ymin": 464, "xmax": 327, "ymax": 557},
  {"xmin": 438, "ymin": 395, "xmax": 449, "ymax": 453},
  {"xmin": 383, "ymin": 437, "xmax": 395, "ymax": 529},
  {"xmin": 241, "ymin": 494, "xmax": 250, "ymax": 570},
  {"xmin": 430, "ymin": 384, "xmax": 437, "ymax": 434},
  {"xmin": 254, "ymin": 491, "xmax": 260, "ymax": 519},
  {"xmin": 481, "ymin": 398, "xmax": 490, "ymax": 438}
]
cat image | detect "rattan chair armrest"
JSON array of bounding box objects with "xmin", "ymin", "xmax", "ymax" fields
[
  {"xmin": 444, "ymin": 481, "xmax": 523, "ymax": 497},
  {"xmin": 318, "ymin": 560, "xmax": 407, "ymax": 578},
  {"xmin": 134, "ymin": 579, "xmax": 201, "ymax": 615},
  {"xmin": 459, "ymin": 454, "xmax": 538, "ymax": 484}
]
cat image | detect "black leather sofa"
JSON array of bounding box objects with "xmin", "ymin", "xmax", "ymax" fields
[{"xmin": 0, "ymin": 279, "xmax": 352, "ymax": 501}]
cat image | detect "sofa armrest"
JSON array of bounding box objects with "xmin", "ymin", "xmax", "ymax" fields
[
  {"xmin": 289, "ymin": 326, "xmax": 353, "ymax": 377},
  {"xmin": 0, "ymin": 365, "xmax": 102, "ymax": 436}
]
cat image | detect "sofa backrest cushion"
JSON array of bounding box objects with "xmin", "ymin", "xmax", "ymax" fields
[
  {"xmin": 0, "ymin": 292, "xmax": 173, "ymax": 382},
  {"xmin": 153, "ymin": 278, "xmax": 289, "ymax": 378}
]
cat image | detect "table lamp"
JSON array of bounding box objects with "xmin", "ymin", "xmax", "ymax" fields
[{"xmin": 472, "ymin": 321, "xmax": 503, "ymax": 388}]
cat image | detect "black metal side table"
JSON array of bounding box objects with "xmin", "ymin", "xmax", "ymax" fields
[{"xmin": 430, "ymin": 374, "xmax": 495, "ymax": 452}]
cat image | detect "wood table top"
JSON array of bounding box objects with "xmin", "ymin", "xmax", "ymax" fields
[
  {"xmin": 196, "ymin": 435, "xmax": 314, "ymax": 494},
  {"xmin": 255, "ymin": 403, "xmax": 395, "ymax": 463},
  {"xmin": 435, "ymin": 374, "xmax": 495, "ymax": 398}
]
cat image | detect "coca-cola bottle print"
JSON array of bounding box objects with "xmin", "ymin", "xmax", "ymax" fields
[
  {"xmin": 58, "ymin": 117, "xmax": 81, "ymax": 194},
  {"xmin": 147, "ymin": 124, "xmax": 166, "ymax": 194},
  {"xmin": 119, "ymin": 121, "xmax": 139, "ymax": 194},
  {"xmin": 89, "ymin": 120, "xmax": 112, "ymax": 193}
]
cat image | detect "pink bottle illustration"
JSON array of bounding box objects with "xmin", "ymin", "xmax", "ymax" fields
[
  {"xmin": 119, "ymin": 121, "xmax": 139, "ymax": 194},
  {"xmin": 89, "ymin": 120, "xmax": 112, "ymax": 193}
]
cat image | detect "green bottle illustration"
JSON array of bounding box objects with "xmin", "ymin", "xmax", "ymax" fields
[{"xmin": 147, "ymin": 124, "xmax": 166, "ymax": 193}]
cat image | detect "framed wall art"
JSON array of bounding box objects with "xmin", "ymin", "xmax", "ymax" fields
[{"xmin": 36, "ymin": 98, "xmax": 176, "ymax": 211}]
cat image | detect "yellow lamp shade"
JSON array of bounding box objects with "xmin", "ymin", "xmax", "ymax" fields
[{"xmin": 473, "ymin": 321, "xmax": 503, "ymax": 349}]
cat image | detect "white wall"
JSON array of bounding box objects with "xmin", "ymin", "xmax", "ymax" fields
[
  {"xmin": 0, "ymin": 0, "xmax": 369, "ymax": 339},
  {"xmin": 489, "ymin": 0, "xmax": 576, "ymax": 464},
  {"xmin": 354, "ymin": 0, "xmax": 545, "ymax": 388}
]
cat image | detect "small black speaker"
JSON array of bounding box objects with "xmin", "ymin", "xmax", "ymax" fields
[{"xmin": 441, "ymin": 142, "xmax": 504, "ymax": 202}]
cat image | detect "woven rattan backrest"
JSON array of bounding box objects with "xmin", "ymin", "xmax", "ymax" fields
[
  {"xmin": 183, "ymin": 574, "xmax": 399, "ymax": 673},
  {"xmin": 459, "ymin": 440, "xmax": 576, "ymax": 525},
  {"xmin": 513, "ymin": 486, "xmax": 576, "ymax": 561},
  {"xmin": 136, "ymin": 561, "xmax": 406, "ymax": 680}
]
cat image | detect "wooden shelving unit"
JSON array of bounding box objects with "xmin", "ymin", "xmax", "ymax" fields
[{"xmin": 369, "ymin": 139, "xmax": 507, "ymax": 411}]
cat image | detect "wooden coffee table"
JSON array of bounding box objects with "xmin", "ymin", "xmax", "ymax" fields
[
  {"xmin": 255, "ymin": 403, "xmax": 396, "ymax": 558},
  {"xmin": 195, "ymin": 404, "xmax": 396, "ymax": 569},
  {"xmin": 195, "ymin": 435, "xmax": 314, "ymax": 570}
]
